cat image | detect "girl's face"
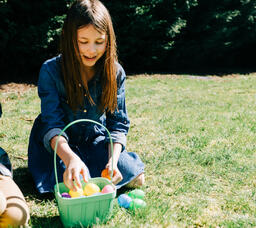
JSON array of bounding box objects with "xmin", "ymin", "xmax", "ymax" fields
[{"xmin": 77, "ymin": 24, "xmax": 107, "ymax": 70}]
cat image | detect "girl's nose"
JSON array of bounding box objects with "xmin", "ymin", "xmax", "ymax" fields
[{"xmin": 86, "ymin": 44, "xmax": 96, "ymax": 55}]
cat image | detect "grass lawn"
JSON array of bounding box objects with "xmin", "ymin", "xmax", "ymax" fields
[{"xmin": 1, "ymin": 73, "xmax": 256, "ymax": 227}]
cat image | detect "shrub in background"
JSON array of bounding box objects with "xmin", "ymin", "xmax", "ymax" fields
[
  {"xmin": 170, "ymin": 0, "xmax": 256, "ymax": 71},
  {"xmin": 1, "ymin": 0, "xmax": 256, "ymax": 82},
  {"xmin": 0, "ymin": 0, "xmax": 69, "ymax": 82},
  {"xmin": 103, "ymin": 0, "xmax": 199, "ymax": 72}
]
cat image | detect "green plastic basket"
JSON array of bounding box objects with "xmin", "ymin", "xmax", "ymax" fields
[{"xmin": 53, "ymin": 119, "xmax": 117, "ymax": 228}]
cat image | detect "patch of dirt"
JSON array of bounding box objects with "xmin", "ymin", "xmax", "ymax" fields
[
  {"xmin": 0, "ymin": 83, "xmax": 36, "ymax": 93},
  {"xmin": 0, "ymin": 73, "xmax": 248, "ymax": 93}
]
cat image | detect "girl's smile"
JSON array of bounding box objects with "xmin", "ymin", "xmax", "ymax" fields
[{"xmin": 83, "ymin": 55, "xmax": 97, "ymax": 61}]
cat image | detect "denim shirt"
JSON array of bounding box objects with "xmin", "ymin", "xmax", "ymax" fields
[{"xmin": 38, "ymin": 55, "xmax": 130, "ymax": 153}]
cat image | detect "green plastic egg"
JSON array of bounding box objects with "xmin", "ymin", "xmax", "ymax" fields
[
  {"xmin": 128, "ymin": 189, "xmax": 145, "ymax": 199},
  {"xmin": 129, "ymin": 198, "xmax": 146, "ymax": 210}
]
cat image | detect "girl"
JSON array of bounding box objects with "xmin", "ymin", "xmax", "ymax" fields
[{"xmin": 28, "ymin": 0, "xmax": 145, "ymax": 193}]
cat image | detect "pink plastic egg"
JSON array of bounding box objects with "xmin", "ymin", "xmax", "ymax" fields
[{"xmin": 101, "ymin": 184, "xmax": 114, "ymax": 194}]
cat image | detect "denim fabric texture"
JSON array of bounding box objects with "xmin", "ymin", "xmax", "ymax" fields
[
  {"xmin": 28, "ymin": 56, "xmax": 144, "ymax": 193},
  {"xmin": 0, "ymin": 148, "xmax": 12, "ymax": 177},
  {"xmin": 0, "ymin": 103, "xmax": 13, "ymax": 177}
]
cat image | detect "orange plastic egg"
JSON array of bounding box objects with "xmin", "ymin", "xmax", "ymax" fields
[{"xmin": 101, "ymin": 168, "xmax": 116, "ymax": 180}]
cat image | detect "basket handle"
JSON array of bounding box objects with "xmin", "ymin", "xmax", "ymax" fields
[{"xmin": 54, "ymin": 119, "xmax": 114, "ymax": 195}]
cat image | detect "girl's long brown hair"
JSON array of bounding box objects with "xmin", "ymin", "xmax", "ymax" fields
[{"xmin": 60, "ymin": 0, "xmax": 117, "ymax": 113}]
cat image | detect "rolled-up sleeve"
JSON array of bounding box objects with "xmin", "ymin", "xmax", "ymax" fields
[
  {"xmin": 106, "ymin": 65, "xmax": 130, "ymax": 149},
  {"xmin": 38, "ymin": 63, "xmax": 69, "ymax": 153}
]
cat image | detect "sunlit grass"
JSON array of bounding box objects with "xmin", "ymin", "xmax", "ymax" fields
[{"xmin": 1, "ymin": 74, "xmax": 256, "ymax": 227}]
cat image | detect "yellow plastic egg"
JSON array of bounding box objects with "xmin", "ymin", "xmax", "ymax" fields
[
  {"xmin": 83, "ymin": 183, "xmax": 100, "ymax": 196},
  {"xmin": 69, "ymin": 187, "xmax": 84, "ymax": 198}
]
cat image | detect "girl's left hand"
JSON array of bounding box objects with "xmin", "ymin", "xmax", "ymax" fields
[{"xmin": 105, "ymin": 163, "xmax": 123, "ymax": 185}]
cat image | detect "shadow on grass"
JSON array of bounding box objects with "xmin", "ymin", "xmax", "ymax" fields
[
  {"xmin": 116, "ymin": 186, "xmax": 133, "ymax": 197},
  {"xmin": 13, "ymin": 167, "xmax": 55, "ymax": 200},
  {"xmin": 13, "ymin": 167, "xmax": 64, "ymax": 227},
  {"xmin": 29, "ymin": 216, "xmax": 63, "ymax": 228}
]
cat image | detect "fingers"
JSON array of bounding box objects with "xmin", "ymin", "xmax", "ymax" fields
[
  {"xmin": 80, "ymin": 167, "xmax": 89, "ymax": 183},
  {"xmin": 105, "ymin": 158, "xmax": 115, "ymax": 171},
  {"xmin": 106, "ymin": 162, "xmax": 116, "ymax": 176},
  {"xmin": 107, "ymin": 168, "xmax": 114, "ymax": 177},
  {"xmin": 63, "ymin": 168, "xmax": 83, "ymax": 191},
  {"xmin": 63, "ymin": 157, "xmax": 90, "ymax": 191},
  {"xmin": 63, "ymin": 169, "xmax": 74, "ymax": 191},
  {"xmin": 105, "ymin": 163, "xmax": 122, "ymax": 184},
  {"xmin": 105, "ymin": 162, "xmax": 110, "ymax": 170},
  {"xmin": 73, "ymin": 170, "xmax": 82, "ymax": 189},
  {"xmin": 111, "ymin": 170, "xmax": 123, "ymax": 185}
]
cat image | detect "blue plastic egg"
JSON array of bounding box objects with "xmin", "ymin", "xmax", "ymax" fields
[{"xmin": 117, "ymin": 194, "xmax": 132, "ymax": 209}]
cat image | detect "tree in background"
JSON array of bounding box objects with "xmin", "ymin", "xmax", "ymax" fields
[
  {"xmin": 171, "ymin": 0, "xmax": 256, "ymax": 71},
  {"xmin": 0, "ymin": 0, "xmax": 69, "ymax": 82},
  {"xmin": 1, "ymin": 0, "xmax": 256, "ymax": 82},
  {"xmin": 103, "ymin": 0, "xmax": 198, "ymax": 72}
]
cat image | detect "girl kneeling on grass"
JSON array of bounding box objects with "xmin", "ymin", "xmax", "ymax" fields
[
  {"xmin": 0, "ymin": 103, "xmax": 30, "ymax": 227},
  {"xmin": 28, "ymin": 0, "xmax": 145, "ymax": 193}
]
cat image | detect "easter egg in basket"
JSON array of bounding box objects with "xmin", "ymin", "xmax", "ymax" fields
[
  {"xmin": 69, "ymin": 187, "xmax": 84, "ymax": 198},
  {"xmin": 83, "ymin": 183, "xmax": 100, "ymax": 196}
]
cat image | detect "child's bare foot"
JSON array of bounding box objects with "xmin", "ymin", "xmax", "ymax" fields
[{"xmin": 126, "ymin": 173, "xmax": 145, "ymax": 188}]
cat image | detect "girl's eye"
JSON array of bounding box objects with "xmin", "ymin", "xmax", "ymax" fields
[
  {"xmin": 96, "ymin": 41, "xmax": 104, "ymax": 45},
  {"xmin": 79, "ymin": 41, "xmax": 88, "ymax": 44}
]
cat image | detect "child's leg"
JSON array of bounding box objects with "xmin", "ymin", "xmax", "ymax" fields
[
  {"xmin": 0, "ymin": 191, "xmax": 7, "ymax": 216},
  {"xmin": 0, "ymin": 175, "xmax": 30, "ymax": 227}
]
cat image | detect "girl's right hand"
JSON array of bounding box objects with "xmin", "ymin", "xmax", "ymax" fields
[
  {"xmin": 63, "ymin": 156, "xmax": 89, "ymax": 191},
  {"xmin": 50, "ymin": 135, "xmax": 88, "ymax": 191}
]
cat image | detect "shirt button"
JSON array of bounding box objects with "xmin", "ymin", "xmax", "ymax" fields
[{"xmin": 84, "ymin": 109, "xmax": 87, "ymax": 113}]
